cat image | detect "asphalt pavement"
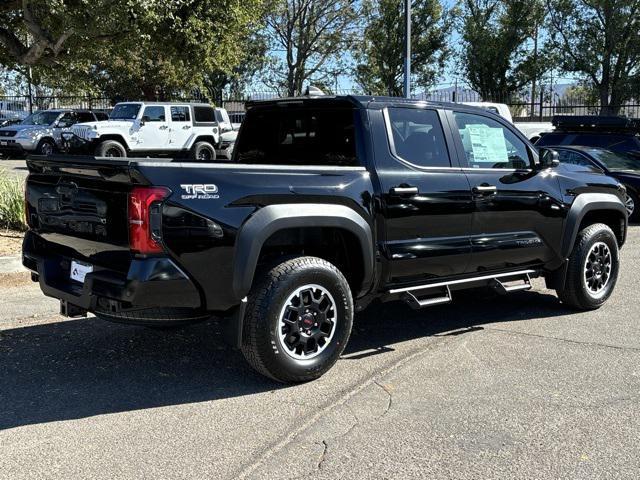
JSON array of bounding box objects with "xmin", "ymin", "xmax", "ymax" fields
[
  {"xmin": 0, "ymin": 158, "xmax": 28, "ymax": 178},
  {"xmin": 1, "ymin": 227, "xmax": 639, "ymax": 479}
]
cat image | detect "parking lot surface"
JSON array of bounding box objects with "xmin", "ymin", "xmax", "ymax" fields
[
  {"xmin": 1, "ymin": 228, "xmax": 639, "ymax": 479},
  {"xmin": 0, "ymin": 158, "xmax": 28, "ymax": 178}
]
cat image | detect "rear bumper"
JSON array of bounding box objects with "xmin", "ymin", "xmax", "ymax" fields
[{"xmin": 22, "ymin": 231, "xmax": 203, "ymax": 322}]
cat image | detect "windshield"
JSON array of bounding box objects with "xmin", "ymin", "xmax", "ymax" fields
[
  {"xmin": 588, "ymin": 149, "xmax": 640, "ymax": 171},
  {"xmin": 110, "ymin": 104, "xmax": 141, "ymax": 120},
  {"xmin": 21, "ymin": 111, "xmax": 60, "ymax": 126}
]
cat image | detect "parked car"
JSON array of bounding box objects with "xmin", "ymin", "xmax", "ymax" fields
[
  {"xmin": 64, "ymin": 102, "xmax": 231, "ymax": 160},
  {"xmin": 216, "ymin": 129, "xmax": 237, "ymax": 160},
  {"xmin": 462, "ymin": 102, "xmax": 553, "ymax": 143},
  {"xmin": 0, "ymin": 118, "xmax": 23, "ymax": 129},
  {"xmin": 461, "ymin": 101, "xmax": 554, "ymax": 142},
  {"xmin": 536, "ymin": 115, "xmax": 640, "ymax": 155},
  {"xmin": 23, "ymin": 96, "xmax": 628, "ymax": 382},
  {"xmin": 550, "ymin": 145, "xmax": 640, "ymax": 221},
  {"xmin": 0, "ymin": 109, "xmax": 105, "ymax": 158}
]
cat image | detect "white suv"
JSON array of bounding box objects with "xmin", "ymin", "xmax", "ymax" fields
[{"xmin": 66, "ymin": 102, "xmax": 222, "ymax": 160}]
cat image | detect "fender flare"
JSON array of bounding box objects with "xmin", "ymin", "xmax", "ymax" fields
[
  {"xmin": 561, "ymin": 192, "xmax": 627, "ymax": 258},
  {"xmin": 96, "ymin": 133, "xmax": 132, "ymax": 151},
  {"xmin": 232, "ymin": 203, "xmax": 374, "ymax": 299}
]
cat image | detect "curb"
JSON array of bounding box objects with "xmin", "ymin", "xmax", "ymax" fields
[{"xmin": 0, "ymin": 255, "xmax": 25, "ymax": 274}]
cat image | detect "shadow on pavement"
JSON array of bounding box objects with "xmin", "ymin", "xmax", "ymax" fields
[{"xmin": 0, "ymin": 287, "xmax": 572, "ymax": 431}]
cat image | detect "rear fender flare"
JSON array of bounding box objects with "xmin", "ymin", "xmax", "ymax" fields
[{"xmin": 232, "ymin": 204, "xmax": 374, "ymax": 299}]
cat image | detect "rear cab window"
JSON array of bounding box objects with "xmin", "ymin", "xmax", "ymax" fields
[{"xmin": 235, "ymin": 105, "xmax": 360, "ymax": 167}]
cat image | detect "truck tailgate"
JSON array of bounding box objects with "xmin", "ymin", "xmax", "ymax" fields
[{"xmin": 24, "ymin": 155, "xmax": 153, "ymax": 272}]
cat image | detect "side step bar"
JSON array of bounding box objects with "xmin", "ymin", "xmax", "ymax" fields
[
  {"xmin": 491, "ymin": 273, "xmax": 532, "ymax": 294},
  {"xmin": 389, "ymin": 269, "xmax": 536, "ymax": 310},
  {"xmin": 404, "ymin": 286, "xmax": 452, "ymax": 309}
]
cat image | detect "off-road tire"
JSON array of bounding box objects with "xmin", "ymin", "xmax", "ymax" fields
[
  {"xmin": 191, "ymin": 141, "xmax": 216, "ymax": 162},
  {"xmin": 36, "ymin": 138, "xmax": 55, "ymax": 156},
  {"xmin": 96, "ymin": 140, "xmax": 127, "ymax": 158},
  {"xmin": 241, "ymin": 256, "xmax": 353, "ymax": 383},
  {"xmin": 556, "ymin": 223, "xmax": 620, "ymax": 310}
]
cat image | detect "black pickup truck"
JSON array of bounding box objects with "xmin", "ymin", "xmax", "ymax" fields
[{"xmin": 23, "ymin": 96, "xmax": 628, "ymax": 382}]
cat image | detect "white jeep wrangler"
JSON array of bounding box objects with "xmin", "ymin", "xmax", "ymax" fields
[{"xmin": 65, "ymin": 102, "xmax": 224, "ymax": 160}]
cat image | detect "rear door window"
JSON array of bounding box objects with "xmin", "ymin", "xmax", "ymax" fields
[
  {"xmin": 236, "ymin": 107, "xmax": 359, "ymax": 166},
  {"xmin": 171, "ymin": 106, "xmax": 190, "ymax": 122},
  {"xmin": 387, "ymin": 107, "xmax": 451, "ymax": 168}
]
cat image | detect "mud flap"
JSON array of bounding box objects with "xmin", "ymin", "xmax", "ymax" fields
[{"xmin": 222, "ymin": 297, "xmax": 248, "ymax": 349}]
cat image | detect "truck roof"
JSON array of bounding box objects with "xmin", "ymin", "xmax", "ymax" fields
[{"xmin": 246, "ymin": 95, "xmax": 495, "ymax": 115}]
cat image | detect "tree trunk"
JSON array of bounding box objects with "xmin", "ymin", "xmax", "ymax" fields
[{"xmin": 598, "ymin": 86, "xmax": 613, "ymax": 115}]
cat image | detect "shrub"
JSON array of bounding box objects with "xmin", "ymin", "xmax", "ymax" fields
[{"xmin": 0, "ymin": 170, "xmax": 26, "ymax": 231}]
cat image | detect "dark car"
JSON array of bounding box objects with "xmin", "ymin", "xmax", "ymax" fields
[
  {"xmin": 550, "ymin": 145, "xmax": 640, "ymax": 221},
  {"xmin": 536, "ymin": 115, "xmax": 640, "ymax": 156},
  {"xmin": 23, "ymin": 96, "xmax": 628, "ymax": 382}
]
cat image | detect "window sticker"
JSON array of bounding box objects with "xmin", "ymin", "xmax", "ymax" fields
[{"xmin": 462, "ymin": 124, "xmax": 509, "ymax": 164}]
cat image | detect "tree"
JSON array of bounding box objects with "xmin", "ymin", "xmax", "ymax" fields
[
  {"xmin": 0, "ymin": 1, "xmax": 266, "ymax": 100},
  {"xmin": 0, "ymin": 0, "xmax": 135, "ymax": 69},
  {"xmin": 460, "ymin": 0, "xmax": 546, "ymax": 102},
  {"xmin": 547, "ymin": 0, "xmax": 640, "ymax": 115},
  {"xmin": 264, "ymin": 0, "xmax": 358, "ymax": 96},
  {"xmin": 204, "ymin": 32, "xmax": 269, "ymax": 102},
  {"xmin": 355, "ymin": 0, "xmax": 453, "ymax": 96}
]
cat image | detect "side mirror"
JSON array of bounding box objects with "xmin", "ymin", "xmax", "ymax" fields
[
  {"xmin": 56, "ymin": 120, "xmax": 73, "ymax": 128},
  {"xmin": 538, "ymin": 147, "xmax": 560, "ymax": 169},
  {"xmin": 140, "ymin": 116, "xmax": 150, "ymax": 126}
]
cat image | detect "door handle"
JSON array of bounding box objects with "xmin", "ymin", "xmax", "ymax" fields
[
  {"xmin": 390, "ymin": 185, "xmax": 419, "ymax": 196},
  {"xmin": 472, "ymin": 185, "xmax": 497, "ymax": 195},
  {"xmin": 182, "ymin": 125, "xmax": 191, "ymax": 130},
  {"xmin": 159, "ymin": 125, "xmax": 169, "ymax": 130}
]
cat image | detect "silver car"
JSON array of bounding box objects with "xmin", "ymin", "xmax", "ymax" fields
[{"xmin": 0, "ymin": 109, "xmax": 107, "ymax": 157}]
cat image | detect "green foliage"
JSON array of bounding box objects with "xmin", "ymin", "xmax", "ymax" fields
[
  {"xmin": 355, "ymin": 0, "xmax": 453, "ymax": 96},
  {"xmin": 204, "ymin": 31, "xmax": 269, "ymax": 101},
  {"xmin": 547, "ymin": 0, "xmax": 640, "ymax": 114},
  {"xmin": 0, "ymin": 171, "xmax": 26, "ymax": 232},
  {"xmin": 460, "ymin": 0, "xmax": 546, "ymax": 101},
  {"xmin": 0, "ymin": 0, "xmax": 266, "ymax": 100}
]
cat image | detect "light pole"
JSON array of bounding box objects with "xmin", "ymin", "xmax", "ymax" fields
[{"xmin": 403, "ymin": 0, "xmax": 411, "ymax": 98}]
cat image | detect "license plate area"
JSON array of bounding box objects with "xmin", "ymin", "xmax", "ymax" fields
[{"xmin": 70, "ymin": 260, "xmax": 93, "ymax": 283}]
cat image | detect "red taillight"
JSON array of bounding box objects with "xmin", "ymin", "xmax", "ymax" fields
[{"xmin": 128, "ymin": 186, "xmax": 170, "ymax": 254}]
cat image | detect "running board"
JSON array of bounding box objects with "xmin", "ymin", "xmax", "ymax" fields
[
  {"xmin": 403, "ymin": 286, "xmax": 452, "ymax": 310},
  {"xmin": 491, "ymin": 273, "xmax": 532, "ymax": 294},
  {"xmin": 389, "ymin": 269, "xmax": 537, "ymax": 310}
]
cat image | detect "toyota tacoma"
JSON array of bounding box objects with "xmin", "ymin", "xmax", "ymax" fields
[{"xmin": 23, "ymin": 95, "xmax": 628, "ymax": 382}]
